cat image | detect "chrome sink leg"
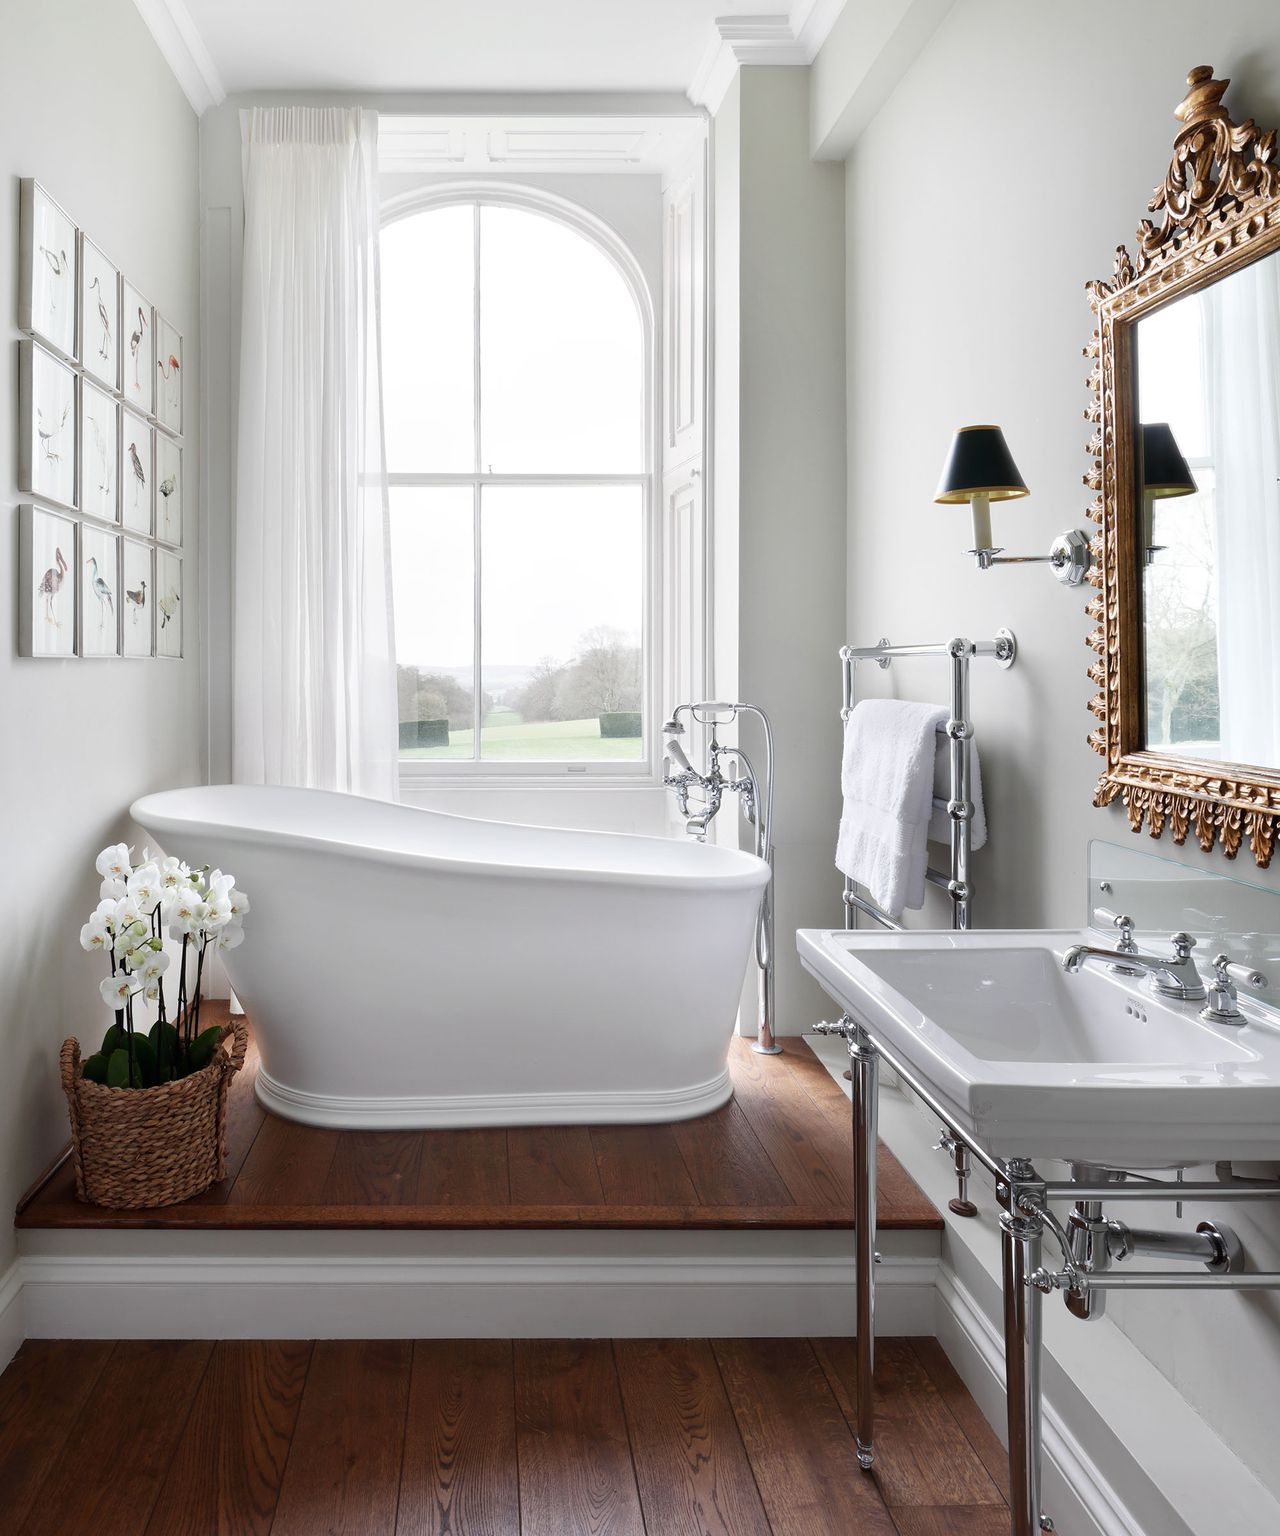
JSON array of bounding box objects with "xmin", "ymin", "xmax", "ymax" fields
[
  {"xmin": 851, "ymin": 1022, "xmax": 879, "ymax": 1470},
  {"xmin": 1000, "ymin": 1163, "xmax": 1054, "ymax": 1533}
]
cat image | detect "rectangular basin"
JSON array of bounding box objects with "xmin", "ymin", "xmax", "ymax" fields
[{"xmin": 798, "ymin": 928, "xmax": 1280, "ymax": 1170}]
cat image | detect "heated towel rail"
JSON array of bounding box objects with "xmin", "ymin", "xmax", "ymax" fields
[{"xmin": 839, "ymin": 631, "xmax": 1017, "ymax": 932}]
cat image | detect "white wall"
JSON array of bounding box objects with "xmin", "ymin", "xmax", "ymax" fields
[
  {"xmin": 2, "ymin": 0, "xmax": 201, "ymax": 1274},
  {"xmin": 831, "ymin": 0, "xmax": 1280, "ymax": 1497},
  {"xmin": 714, "ymin": 68, "xmax": 847, "ymax": 1033}
]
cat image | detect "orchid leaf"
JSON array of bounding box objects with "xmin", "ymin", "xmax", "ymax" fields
[{"xmin": 82, "ymin": 1052, "xmax": 109, "ymax": 1085}]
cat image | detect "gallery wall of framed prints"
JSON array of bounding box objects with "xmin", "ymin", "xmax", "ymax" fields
[{"xmin": 16, "ymin": 178, "xmax": 183, "ymax": 661}]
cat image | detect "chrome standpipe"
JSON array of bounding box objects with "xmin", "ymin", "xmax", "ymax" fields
[{"xmin": 663, "ymin": 701, "xmax": 780, "ymax": 1053}]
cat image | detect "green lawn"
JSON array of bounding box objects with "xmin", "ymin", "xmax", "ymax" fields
[{"xmin": 401, "ymin": 714, "xmax": 643, "ymax": 762}]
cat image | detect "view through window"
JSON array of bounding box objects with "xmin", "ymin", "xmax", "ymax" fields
[{"xmin": 381, "ymin": 200, "xmax": 648, "ymax": 766}]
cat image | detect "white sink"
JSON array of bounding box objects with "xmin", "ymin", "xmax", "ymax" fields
[{"xmin": 798, "ymin": 928, "xmax": 1280, "ymax": 1170}]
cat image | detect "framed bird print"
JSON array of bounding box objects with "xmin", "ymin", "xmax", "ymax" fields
[
  {"xmin": 155, "ymin": 433, "xmax": 182, "ymax": 547},
  {"xmin": 19, "ymin": 340, "xmax": 78, "ymax": 511},
  {"xmin": 155, "ymin": 312, "xmax": 182, "ymax": 436},
  {"xmin": 19, "ymin": 505, "xmax": 78, "ymax": 658},
  {"xmin": 80, "ymin": 523, "xmax": 121, "ymax": 659},
  {"xmin": 121, "ymin": 280, "xmax": 154, "ymax": 414},
  {"xmin": 19, "ymin": 181, "xmax": 78, "ymax": 362},
  {"xmin": 121, "ymin": 406, "xmax": 153, "ymax": 535},
  {"xmin": 80, "ymin": 379, "xmax": 119, "ymax": 525},
  {"xmin": 155, "ymin": 548, "xmax": 182, "ymax": 659},
  {"xmin": 80, "ymin": 236, "xmax": 120, "ymax": 391},
  {"xmin": 121, "ymin": 537, "xmax": 153, "ymax": 658}
]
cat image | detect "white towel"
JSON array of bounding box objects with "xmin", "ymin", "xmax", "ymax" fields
[
  {"xmin": 836, "ymin": 699, "xmax": 947, "ymax": 918},
  {"xmin": 928, "ymin": 735, "xmax": 988, "ymax": 850}
]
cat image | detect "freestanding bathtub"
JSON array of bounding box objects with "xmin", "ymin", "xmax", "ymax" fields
[{"xmin": 130, "ymin": 785, "xmax": 770, "ymax": 1128}]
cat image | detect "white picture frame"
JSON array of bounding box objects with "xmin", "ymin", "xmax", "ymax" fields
[
  {"xmin": 155, "ymin": 312, "xmax": 183, "ymax": 436},
  {"xmin": 121, "ymin": 406, "xmax": 153, "ymax": 536},
  {"xmin": 19, "ymin": 180, "xmax": 78, "ymax": 362},
  {"xmin": 155, "ymin": 433, "xmax": 182, "ymax": 546},
  {"xmin": 80, "ymin": 523, "xmax": 121, "ymax": 659},
  {"xmin": 80, "ymin": 236, "xmax": 120, "ymax": 391},
  {"xmin": 121, "ymin": 280, "xmax": 154, "ymax": 415},
  {"xmin": 122, "ymin": 537, "xmax": 154, "ymax": 658},
  {"xmin": 156, "ymin": 548, "xmax": 183, "ymax": 658},
  {"xmin": 79, "ymin": 379, "xmax": 119, "ymax": 525},
  {"xmin": 19, "ymin": 340, "xmax": 78, "ymax": 510},
  {"xmin": 19, "ymin": 504, "xmax": 78, "ymax": 658}
]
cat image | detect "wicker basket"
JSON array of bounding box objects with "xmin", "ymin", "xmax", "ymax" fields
[{"xmin": 60, "ymin": 1018, "xmax": 248, "ymax": 1208}]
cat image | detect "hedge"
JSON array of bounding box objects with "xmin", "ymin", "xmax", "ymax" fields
[
  {"xmin": 399, "ymin": 718, "xmax": 449, "ymax": 748},
  {"xmin": 599, "ymin": 712, "xmax": 642, "ymax": 738}
]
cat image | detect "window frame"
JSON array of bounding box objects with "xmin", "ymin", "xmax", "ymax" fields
[{"xmin": 381, "ymin": 181, "xmax": 660, "ymax": 786}]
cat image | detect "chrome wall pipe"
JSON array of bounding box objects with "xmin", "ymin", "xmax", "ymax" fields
[{"xmin": 663, "ymin": 701, "xmax": 779, "ymax": 1054}]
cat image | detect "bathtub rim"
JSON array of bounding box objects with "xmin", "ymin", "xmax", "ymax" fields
[
  {"xmin": 254, "ymin": 1059, "xmax": 735, "ymax": 1128},
  {"xmin": 130, "ymin": 785, "xmax": 771, "ymax": 893}
]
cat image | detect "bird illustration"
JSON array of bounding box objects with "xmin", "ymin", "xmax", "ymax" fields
[
  {"xmin": 128, "ymin": 306, "xmax": 147, "ymax": 389},
  {"xmin": 37, "ymin": 401, "xmax": 70, "ymax": 464},
  {"xmin": 125, "ymin": 577, "xmax": 147, "ymax": 624},
  {"xmin": 88, "ymin": 414, "xmax": 112, "ymax": 499},
  {"xmin": 90, "ymin": 275, "xmax": 112, "ymax": 361},
  {"xmin": 128, "ymin": 441, "xmax": 146, "ymax": 509},
  {"xmin": 86, "ymin": 555, "xmax": 114, "ymax": 629},
  {"xmin": 39, "ymin": 246, "xmax": 68, "ymax": 311},
  {"xmin": 38, "ymin": 546, "xmax": 68, "ymax": 626},
  {"xmin": 158, "ymin": 588, "xmax": 180, "ymax": 628},
  {"xmin": 158, "ymin": 352, "xmax": 180, "ymax": 415}
]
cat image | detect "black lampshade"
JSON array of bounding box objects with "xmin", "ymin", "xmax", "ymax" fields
[
  {"xmin": 934, "ymin": 426, "xmax": 1029, "ymax": 504},
  {"xmin": 1141, "ymin": 422, "xmax": 1197, "ymax": 498}
]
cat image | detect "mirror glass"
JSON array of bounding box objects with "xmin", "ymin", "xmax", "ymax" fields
[{"xmin": 1135, "ymin": 247, "xmax": 1280, "ymax": 770}]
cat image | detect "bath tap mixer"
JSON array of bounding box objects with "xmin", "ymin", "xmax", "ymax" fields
[
  {"xmin": 1062, "ymin": 930, "xmax": 1208, "ymax": 1003},
  {"xmin": 663, "ymin": 701, "xmax": 779, "ymax": 1053}
]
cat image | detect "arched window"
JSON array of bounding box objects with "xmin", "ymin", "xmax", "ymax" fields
[{"xmin": 381, "ymin": 192, "xmax": 652, "ymax": 773}]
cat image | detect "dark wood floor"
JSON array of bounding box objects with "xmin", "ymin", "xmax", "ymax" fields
[
  {"xmin": 18, "ymin": 1008, "xmax": 939, "ymax": 1232},
  {"xmin": 0, "ymin": 1335, "xmax": 1010, "ymax": 1535}
]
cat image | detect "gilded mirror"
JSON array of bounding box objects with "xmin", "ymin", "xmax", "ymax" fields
[{"xmin": 1088, "ymin": 66, "xmax": 1280, "ymax": 865}]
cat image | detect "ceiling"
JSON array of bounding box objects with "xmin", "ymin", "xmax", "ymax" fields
[{"xmin": 136, "ymin": 0, "xmax": 848, "ymax": 113}]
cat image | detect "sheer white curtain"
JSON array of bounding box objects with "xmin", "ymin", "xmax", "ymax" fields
[
  {"xmin": 233, "ymin": 106, "xmax": 398, "ymax": 799},
  {"xmin": 1207, "ymin": 255, "xmax": 1280, "ymax": 767}
]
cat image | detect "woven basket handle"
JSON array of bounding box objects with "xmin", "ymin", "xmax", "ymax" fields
[
  {"xmin": 60, "ymin": 1037, "xmax": 82, "ymax": 1098},
  {"xmin": 223, "ymin": 1014, "xmax": 249, "ymax": 1075}
]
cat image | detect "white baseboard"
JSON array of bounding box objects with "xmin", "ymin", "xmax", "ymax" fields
[
  {"xmin": 0, "ymin": 1261, "xmax": 23, "ymax": 1373},
  {"xmin": 16, "ymin": 1249, "xmax": 938, "ymax": 1340},
  {"xmin": 936, "ymin": 1263, "xmax": 1136, "ymax": 1536}
]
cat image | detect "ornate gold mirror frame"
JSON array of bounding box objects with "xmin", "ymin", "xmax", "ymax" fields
[{"xmin": 1087, "ymin": 65, "xmax": 1280, "ymax": 866}]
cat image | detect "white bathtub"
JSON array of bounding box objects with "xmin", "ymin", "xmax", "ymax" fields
[{"xmin": 130, "ymin": 785, "xmax": 770, "ymax": 1128}]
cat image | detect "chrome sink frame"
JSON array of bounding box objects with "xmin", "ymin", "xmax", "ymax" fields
[{"xmin": 814, "ymin": 1012, "xmax": 1280, "ymax": 1536}]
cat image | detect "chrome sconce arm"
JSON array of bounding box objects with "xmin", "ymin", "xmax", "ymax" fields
[{"xmin": 969, "ymin": 529, "xmax": 1092, "ymax": 586}]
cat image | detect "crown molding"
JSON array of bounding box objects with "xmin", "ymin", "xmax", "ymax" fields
[
  {"xmin": 131, "ymin": 0, "xmax": 226, "ymax": 116},
  {"xmin": 687, "ymin": 3, "xmax": 848, "ymax": 113}
]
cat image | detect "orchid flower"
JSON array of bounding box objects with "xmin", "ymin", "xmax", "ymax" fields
[
  {"xmin": 99, "ymin": 876, "xmax": 127, "ymax": 900},
  {"xmin": 95, "ymin": 843, "xmax": 132, "ymax": 880},
  {"xmin": 79, "ymin": 922, "xmax": 110, "ymax": 953},
  {"xmin": 100, "ymin": 973, "xmax": 140, "ymax": 1008},
  {"xmin": 127, "ymin": 863, "xmax": 163, "ymax": 913}
]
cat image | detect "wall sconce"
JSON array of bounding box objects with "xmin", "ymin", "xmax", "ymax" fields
[
  {"xmin": 1141, "ymin": 422, "xmax": 1197, "ymax": 563},
  {"xmin": 934, "ymin": 425, "xmax": 1092, "ymax": 587}
]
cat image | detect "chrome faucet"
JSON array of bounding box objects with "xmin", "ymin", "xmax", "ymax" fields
[{"xmin": 1062, "ymin": 930, "xmax": 1208, "ymax": 1002}]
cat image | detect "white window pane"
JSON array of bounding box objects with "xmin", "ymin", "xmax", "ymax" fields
[
  {"xmin": 480, "ymin": 206, "xmax": 644, "ymax": 474},
  {"xmin": 391, "ymin": 487, "xmax": 475, "ymax": 759},
  {"xmin": 381, "ymin": 205, "xmax": 474, "ymax": 472},
  {"xmin": 480, "ymin": 486, "xmax": 644, "ymax": 760}
]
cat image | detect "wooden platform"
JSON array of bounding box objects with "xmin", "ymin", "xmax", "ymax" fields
[
  {"xmin": 0, "ymin": 1335, "xmax": 1009, "ymax": 1535},
  {"xmin": 18, "ymin": 1007, "xmax": 939, "ymax": 1232}
]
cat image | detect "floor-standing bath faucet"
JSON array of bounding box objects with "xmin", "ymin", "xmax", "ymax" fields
[{"xmin": 663, "ymin": 701, "xmax": 780, "ymax": 1054}]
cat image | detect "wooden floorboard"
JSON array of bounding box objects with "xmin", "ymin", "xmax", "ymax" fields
[
  {"xmin": 0, "ymin": 1339, "xmax": 114, "ymax": 1536},
  {"xmin": 514, "ymin": 1339, "xmax": 645, "ymax": 1536},
  {"xmin": 269, "ymin": 1339, "xmax": 413, "ymax": 1536},
  {"xmin": 396, "ymin": 1340, "xmax": 520, "ymax": 1536},
  {"xmin": 911, "ymin": 1339, "xmax": 1013, "ymax": 1505},
  {"xmin": 714, "ymin": 1338, "xmax": 897, "ymax": 1536},
  {"xmin": 20, "ymin": 1340, "xmax": 214, "ymax": 1536},
  {"xmin": 17, "ymin": 1009, "xmax": 939, "ymax": 1232},
  {"xmin": 0, "ymin": 1336, "xmax": 1009, "ymax": 1536},
  {"xmin": 145, "ymin": 1340, "xmax": 312, "ymax": 1536},
  {"xmin": 614, "ymin": 1338, "xmax": 773, "ymax": 1536}
]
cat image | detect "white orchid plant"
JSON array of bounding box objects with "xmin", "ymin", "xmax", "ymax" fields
[{"xmin": 79, "ymin": 842, "xmax": 250, "ymax": 1089}]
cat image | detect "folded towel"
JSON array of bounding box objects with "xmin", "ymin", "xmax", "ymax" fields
[
  {"xmin": 928, "ymin": 735, "xmax": 988, "ymax": 850},
  {"xmin": 836, "ymin": 699, "xmax": 947, "ymax": 918}
]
